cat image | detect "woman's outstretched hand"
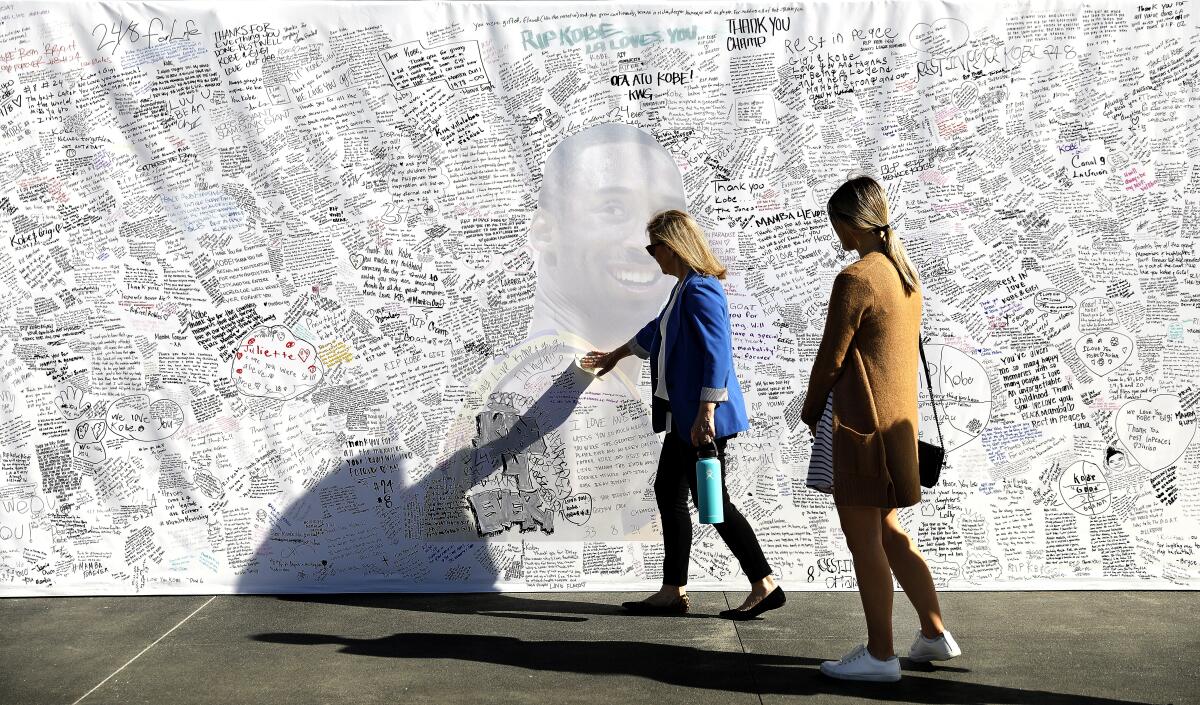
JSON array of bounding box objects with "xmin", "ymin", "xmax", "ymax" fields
[{"xmin": 580, "ymin": 345, "xmax": 629, "ymax": 377}]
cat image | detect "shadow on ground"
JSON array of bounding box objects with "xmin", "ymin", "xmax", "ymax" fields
[
  {"xmin": 251, "ymin": 630, "xmax": 1152, "ymax": 705},
  {"xmin": 277, "ymin": 592, "xmax": 629, "ymax": 621}
]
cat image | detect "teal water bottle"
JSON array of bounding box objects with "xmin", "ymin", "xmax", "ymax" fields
[{"xmin": 696, "ymin": 442, "xmax": 724, "ymax": 524}]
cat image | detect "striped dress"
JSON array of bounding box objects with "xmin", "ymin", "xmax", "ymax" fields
[{"xmin": 806, "ymin": 391, "xmax": 834, "ymax": 494}]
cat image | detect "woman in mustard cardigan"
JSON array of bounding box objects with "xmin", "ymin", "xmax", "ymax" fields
[{"xmin": 802, "ymin": 176, "xmax": 960, "ymax": 682}]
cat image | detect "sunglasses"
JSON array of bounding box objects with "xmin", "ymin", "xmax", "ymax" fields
[{"xmin": 645, "ymin": 242, "xmax": 662, "ymax": 256}]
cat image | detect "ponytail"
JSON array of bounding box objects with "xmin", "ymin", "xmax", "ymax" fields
[
  {"xmin": 878, "ymin": 224, "xmax": 920, "ymax": 296},
  {"xmin": 828, "ymin": 176, "xmax": 921, "ymax": 295}
]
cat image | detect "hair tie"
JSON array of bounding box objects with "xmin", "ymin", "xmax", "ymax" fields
[{"xmin": 876, "ymin": 223, "xmax": 891, "ymax": 235}]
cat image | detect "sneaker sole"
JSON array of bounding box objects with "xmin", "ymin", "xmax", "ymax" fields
[
  {"xmin": 908, "ymin": 650, "xmax": 961, "ymax": 663},
  {"xmin": 820, "ymin": 664, "xmax": 901, "ymax": 682}
]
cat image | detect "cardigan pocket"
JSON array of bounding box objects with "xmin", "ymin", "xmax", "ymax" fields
[{"xmin": 832, "ymin": 418, "xmax": 886, "ymax": 478}]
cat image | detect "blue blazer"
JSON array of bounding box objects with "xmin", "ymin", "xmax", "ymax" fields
[{"xmin": 628, "ymin": 271, "xmax": 750, "ymax": 444}]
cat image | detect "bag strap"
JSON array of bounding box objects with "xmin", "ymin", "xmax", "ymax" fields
[{"xmin": 919, "ymin": 336, "xmax": 945, "ymax": 449}]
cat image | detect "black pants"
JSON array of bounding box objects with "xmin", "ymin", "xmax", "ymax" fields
[{"xmin": 654, "ymin": 431, "xmax": 772, "ymax": 586}]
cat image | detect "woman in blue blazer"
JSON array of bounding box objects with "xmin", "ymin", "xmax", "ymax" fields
[{"xmin": 582, "ymin": 210, "xmax": 784, "ymax": 619}]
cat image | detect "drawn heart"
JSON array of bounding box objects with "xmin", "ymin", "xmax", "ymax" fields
[
  {"xmin": 1075, "ymin": 331, "xmax": 1133, "ymax": 377},
  {"xmin": 1116, "ymin": 395, "xmax": 1196, "ymax": 470},
  {"xmin": 953, "ymin": 81, "xmax": 979, "ymax": 108},
  {"xmin": 909, "ymin": 18, "xmax": 969, "ymax": 58},
  {"xmin": 350, "ymin": 253, "xmax": 365, "ymax": 269},
  {"xmin": 298, "ymin": 349, "xmax": 310, "ymax": 362}
]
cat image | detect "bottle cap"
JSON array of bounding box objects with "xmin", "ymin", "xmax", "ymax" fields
[{"xmin": 697, "ymin": 442, "xmax": 718, "ymax": 459}]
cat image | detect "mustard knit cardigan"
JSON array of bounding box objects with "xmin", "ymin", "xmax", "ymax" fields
[{"xmin": 801, "ymin": 252, "xmax": 923, "ymax": 508}]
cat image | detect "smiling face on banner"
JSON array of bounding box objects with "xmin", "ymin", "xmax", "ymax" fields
[{"xmin": 530, "ymin": 124, "xmax": 687, "ymax": 339}]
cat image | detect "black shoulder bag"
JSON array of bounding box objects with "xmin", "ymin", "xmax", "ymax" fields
[{"xmin": 918, "ymin": 338, "xmax": 945, "ymax": 488}]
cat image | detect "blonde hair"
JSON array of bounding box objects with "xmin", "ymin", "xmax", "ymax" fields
[
  {"xmin": 827, "ymin": 176, "xmax": 920, "ymax": 295},
  {"xmin": 646, "ymin": 210, "xmax": 727, "ymax": 279}
]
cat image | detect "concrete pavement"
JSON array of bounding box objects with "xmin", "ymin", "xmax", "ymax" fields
[{"xmin": 2, "ymin": 590, "xmax": 1195, "ymax": 705}]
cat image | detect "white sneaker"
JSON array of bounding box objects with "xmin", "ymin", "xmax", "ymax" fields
[
  {"xmin": 820, "ymin": 644, "xmax": 901, "ymax": 682},
  {"xmin": 907, "ymin": 629, "xmax": 961, "ymax": 662}
]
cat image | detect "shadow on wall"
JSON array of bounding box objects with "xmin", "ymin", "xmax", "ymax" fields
[
  {"xmin": 235, "ymin": 362, "xmax": 616, "ymax": 595},
  {"xmin": 250, "ymin": 629, "xmax": 1152, "ymax": 705}
]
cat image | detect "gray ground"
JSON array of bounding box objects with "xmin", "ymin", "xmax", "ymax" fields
[{"xmin": 2, "ymin": 590, "xmax": 1196, "ymax": 705}]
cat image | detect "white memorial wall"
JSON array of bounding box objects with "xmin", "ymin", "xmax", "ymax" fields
[{"xmin": 1, "ymin": 1, "xmax": 1197, "ymax": 595}]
